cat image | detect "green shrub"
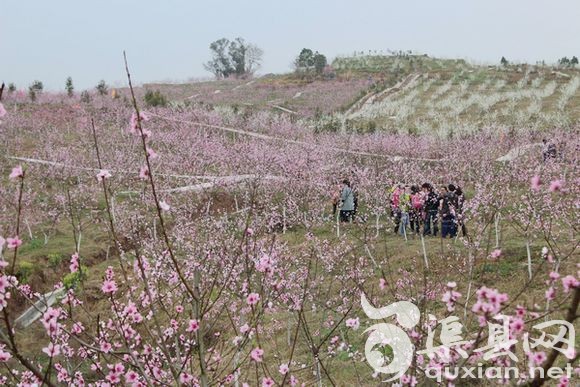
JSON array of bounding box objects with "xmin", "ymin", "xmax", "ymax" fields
[
  {"xmin": 344, "ymin": 119, "xmax": 378, "ymax": 134},
  {"xmin": 19, "ymin": 238, "xmax": 43, "ymax": 253},
  {"xmin": 63, "ymin": 266, "xmax": 88, "ymax": 290},
  {"xmin": 16, "ymin": 261, "xmax": 34, "ymax": 284},
  {"xmin": 80, "ymin": 91, "xmax": 91, "ymax": 103},
  {"xmin": 30, "ymin": 238, "xmax": 43, "ymax": 249},
  {"xmin": 96, "ymin": 80, "xmax": 108, "ymax": 96},
  {"xmin": 364, "ymin": 120, "xmax": 377, "ymax": 134},
  {"xmin": 30, "ymin": 80, "xmax": 43, "ymax": 92},
  {"xmin": 65, "ymin": 77, "xmax": 74, "ymax": 97},
  {"xmin": 314, "ymin": 116, "xmax": 341, "ymax": 133},
  {"xmin": 144, "ymin": 90, "xmax": 168, "ymax": 107},
  {"xmin": 48, "ymin": 253, "xmax": 64, "ymax": 268},
  {"xmin": 480, "ymin": 259, "xmax": 517, "ymax": 277},
  {"xmin": 407, "ymin": 126, "xmax": 419, "ymax": 136}
]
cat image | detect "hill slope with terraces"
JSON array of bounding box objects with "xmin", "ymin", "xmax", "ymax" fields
[{"xmin": 139, "ymin": 54, "xmax": 580, "ymax": 136}]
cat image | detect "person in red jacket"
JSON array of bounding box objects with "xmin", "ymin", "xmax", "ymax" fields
[{"xmin": 389, "ymin": 184, "xmax": 403, "ymax": 233}]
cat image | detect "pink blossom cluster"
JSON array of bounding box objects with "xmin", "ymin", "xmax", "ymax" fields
[
  {"xmin": 530, "ymin": 175, "xmax": 565, "ymax": 193},
  {"xmin": 441, "ymin": 282, "xmax": 462, "ymax": 312},
  {"xmin": 101, "ymin": 266, "xmax": 118, "ymax": 294},
  {"xmin": 471, "ymin": 286, "xmax": 509, "ymax": 325},
  {"xmin": 69, "ymin": 252, "xmax": 80, "ymax": 273}
]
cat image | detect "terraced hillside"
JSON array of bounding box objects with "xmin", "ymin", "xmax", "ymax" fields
[
  {"xmin": 137, "ymin": 55, "xmax": 580, "ymax": 136},
  {"xmin": 341, "ymin": 59, "xmax": 580, "ymax": 135}
]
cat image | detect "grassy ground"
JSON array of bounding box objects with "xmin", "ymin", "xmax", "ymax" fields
[
  {"xmin": 6, "ymin": 200, "xmax": 577, "ymax": 385},
  {"xmin": 277, "ymin": 217, "xmax": 577, "ymax": 385}
]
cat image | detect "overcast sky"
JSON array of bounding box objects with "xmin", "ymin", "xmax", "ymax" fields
[{"xmin": 2, "ymin": 0, "xmax": 579, "ymax": 90}]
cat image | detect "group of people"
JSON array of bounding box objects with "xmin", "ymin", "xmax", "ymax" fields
[
  {"xmin": 389, "ymin": 183, "xmax": 466, "ymax": 238},
  {"xmin": 330, "ymin": 138, "xmax": 560, "ymax": 236},
  {"xmin": 332, "ymin": 180, "xmax": 466, "ymax": 239}
]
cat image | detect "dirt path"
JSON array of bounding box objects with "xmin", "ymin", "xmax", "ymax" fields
[
  {"xmin": 149, "ymin": 112, "xmax": 445, "ymax": 162},
  {"xmin": 118, "ymin": 174, "xmax": 286, "ymax": 195},
  {"xmin": 344, "ymin": 72, "xmax": 421, "ymax": 119},
  {"xmin": 496, "ymin": 143, "xmax": 542, "ymax": 162},
  {"xmin": 149, "ymin": 113, "xmax": 397, "ymax": 158},
  {"xmin": 269, "ymin": 104, "xmax": 298, "ymax": 115},
  {"xmin": 4, "ymin": 155, "xmax": 258, "ymax": 180}
]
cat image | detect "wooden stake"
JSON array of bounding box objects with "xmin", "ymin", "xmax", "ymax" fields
[
  {"xmin": 494, "ymin": 213, "xmax": 500, "ymax": 248},
  {"xmin": 421, "ymin": 233, "xmax": 429, "ymax": 269},
  {"xmin": 526, "ymin": 240, "xmax": 532, "ymax": 280}
]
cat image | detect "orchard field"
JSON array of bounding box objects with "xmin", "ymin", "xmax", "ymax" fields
[{"xmin": 0, "ymin": 55, "xmax": 578, "ymax": 386}]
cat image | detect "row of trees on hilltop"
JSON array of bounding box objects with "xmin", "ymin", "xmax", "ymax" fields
[
  {"xmin": 501, "ymin": 55, "xmax": 579, "ymax": 67},
  {"xmin": 61, "ymin": 78, "xmax": 109, "ymax": 100},
  {"xmin": 204, "ymin": 41, "xmax": 579, "ymax": 79},
  {"xmin": 204, "ymin": 38, "xmax": 329, "ymax": 79},
  {"xmin": 294, "ymin": 48, "xmax": 327, "ymax": 75},
  {"xmin": 4, "ymin": 78, "xmax": 110, "ymax": 101},
  {"xmin": 1, "ymin": 80, "xmax": 47, "ymax": 101},
  {"xmin": 8, "ymin": 77, "xmax": 167, "ymax": 107},
  {"xmin": 557, "ymin": 56, "xmax": 579, "ymax": 67}
]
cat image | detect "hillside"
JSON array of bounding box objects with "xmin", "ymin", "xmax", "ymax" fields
[
  {"xmin": 139, "ymin": 54, "xmax": 580, "ymax": 136},
  {"xmin": 339, "ymin": 56, "xmax": 580, "ymax": 135}
]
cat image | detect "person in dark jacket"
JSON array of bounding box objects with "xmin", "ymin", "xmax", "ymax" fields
[
  {"xmin": 440, "ymin": 186, "xmax": 458, "ymax": 238},
  {"xmin": 421, "ymin": 183, "xmax": 439, "ymax": 236}
]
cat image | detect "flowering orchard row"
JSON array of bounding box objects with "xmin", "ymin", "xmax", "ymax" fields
[{"xmin": 0, "ymin": 89, "xmax": 578, "ymax": 386}]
